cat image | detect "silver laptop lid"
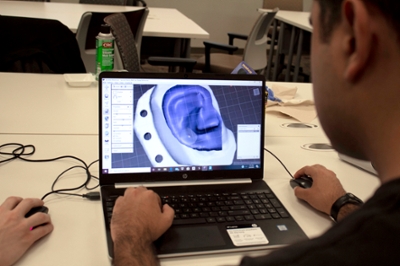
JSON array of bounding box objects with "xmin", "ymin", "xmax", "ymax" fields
[{"xmin": 338, "ymin": 153, "xmax": 377, "ymax": 175}]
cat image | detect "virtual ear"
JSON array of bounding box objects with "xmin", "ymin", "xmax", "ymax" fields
[
  {"xmin": 162, "ymin": 85, "xmax": 223, "ymax": 151},
  {"xmin": 342, "ymin": 0, "xmax": 373, "ymax": 82}
]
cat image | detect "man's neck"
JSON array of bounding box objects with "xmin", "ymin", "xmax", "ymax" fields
[
  {"xmin": 369, "ymin": 130, "xmax": 400, "ymax": 184},
  {"xmin": 354, "ymin": 37, "xmax": 400, "ymax": 185}
]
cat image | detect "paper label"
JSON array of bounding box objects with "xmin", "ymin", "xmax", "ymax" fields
[{"xmin": 226, "ymin": 225, "xmax": 269, "ymax": 246}]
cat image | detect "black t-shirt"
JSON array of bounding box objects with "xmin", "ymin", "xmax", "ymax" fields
[{"xmin": 240, "ymin": 179, "xmax": 400, "ymax": 265}]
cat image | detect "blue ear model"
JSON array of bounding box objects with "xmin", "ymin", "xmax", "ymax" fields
[
  {"xmin": 135, "ymin": 83, "xmax": 237, "ymax": 166},
  {"xmin": 163, "ymin": 85, "xmax": 223, "ymax": 151}
]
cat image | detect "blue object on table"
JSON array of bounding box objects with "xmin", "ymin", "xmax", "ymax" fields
[
  {"xmin": 266, "ymin": 86, "xmax": 282, "ymax": 102},
  {"xmin": 231, "ymin": 61, "xmax": 257, "ymax": 74},
  {"xmin": 231, "ymin": 61, "xmax": 281, "ymax": 102}
]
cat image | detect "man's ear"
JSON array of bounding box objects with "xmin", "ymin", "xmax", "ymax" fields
[{"xmin": 342, "ymin": 0, "xmax": 373, "ymax": 82}]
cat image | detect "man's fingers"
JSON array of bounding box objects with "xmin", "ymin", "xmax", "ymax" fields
[
  {"xmin": 135, "ymin": 186, "xmax": 148, "ymax": 193},
  {"xmin": 294, "ymin": 164, "xmax": 327, "ymax": 179},
  {"xmin": 155, "ymin": 192, "xmax": 163, "ymax": 210},
  {"xmin": 294, "ymin": 186, "xmax": 309, "ymax": 201},
  {"xmin": 1, "ymin": 196, "xmax": 23, "ymax": 210},
  {"xmin": 30, "ymin": 222, "xmax": 54, "ymax": 242},
  {"xmin": 162, "ymin": 204, "xmax": 175, "ymax": 224},
  {"xmin": 14, "ymin": 198, "xmax": 44, "ymax": 217},
  {"xmin": 294, "ymin": 165, "xmax": 314, "ymax": 179},
  {"xmin": 162, "ymin": 204, "xmax": 175, "ymax": 217},
  {"xmin": 27, "ymin": 212, "xmax": 52, "ymax": 229}
]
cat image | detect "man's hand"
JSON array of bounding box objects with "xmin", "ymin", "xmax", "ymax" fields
[
  {"xmin": 111, "ymin": 187, "xmax": 174, "ymax": 266},
  {"xmin": 293, "ymin": 165, "xmax": 346, "ymax": 216},
  {"xmin": 0, "ymin": 197, "xmax": 53, "ymax": 266}
]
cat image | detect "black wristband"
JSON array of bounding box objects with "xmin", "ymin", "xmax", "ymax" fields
[{"xmin": 330, "ymin": 193, "xmax": 363, "ymax": 222}]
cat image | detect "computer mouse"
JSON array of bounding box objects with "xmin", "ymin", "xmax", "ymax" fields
[
  {"xmin": 290, "ymin": 175, "xmax": 313, "ymax": 189},
  {"xmin": 25, "ymin": 206, "xmax": 49, "ymax": 218}
]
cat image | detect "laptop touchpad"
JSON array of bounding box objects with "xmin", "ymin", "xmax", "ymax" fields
[{"xmin": 157, "ymin": 226, "xmax": 226, "ymax": 250}]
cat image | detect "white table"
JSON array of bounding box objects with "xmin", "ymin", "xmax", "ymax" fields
[
  {"xmin": 0, "ymin": 73, "xmax": 98, "ymax": 136},
  {"xmin": 0, "ymin": 74, "xmax": 320, "ymax": 137},
  {"xmin": 0, "ymin": 134, "xmax": 379, "ymax": 266},
  {"xmin": 143, "ymin": 7, "xmax": 209, "ymax": 58},
  {"xmin": 0, "ymin": 1, "xmax": 209, "ymax": 59},
  {"xmin": 275, "ymin": 10, "xmax": 312, "ymax": 32},
  {"xmin": 264, "ymin": 81, "xmax": 325, "ymax": 138},
  {"xmin": 260, "ymin": 9, "xmax": 312, "ymax": 82},
  {"xmin": 0, "ymin": 1, "xmax": 209, "ymax": 38},
  {"xmin": 0, "ymin": 73, "xmax": 381, "ymax": 265}
]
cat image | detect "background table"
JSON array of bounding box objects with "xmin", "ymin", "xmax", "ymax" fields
[
  {"xmin": 0, "ymin": 74, "xmax": 320, "ymax": 137},
  {"xmin": 274, "ymin": 10, "xmax": 311, "ymax": 32},
  {"xmin": 260, "ymin": 9, "xmax": 312, "ymax": 82},
  {"xmin": 0, "ymin": 73, "xmax": 98, "ymax": 135},
  {"xmin": 0, "ymin": 1, "xmax": 208, "ymax": 37},
  {"xmin": 0, "ymin": 73, "xmax": 380, "ymax": 265},
  {"xmin": 0, "ymin": 0, "xmax": 209, "ymax": 58}
]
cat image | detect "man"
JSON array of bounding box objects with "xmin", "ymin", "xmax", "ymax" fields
[
  {"xmin": 113, "ymin": 0, "xmax": 400, "ymax": 264},
  {"xmin": 0, "ymin": 197, "xmax": 53, "ymax": 266}
]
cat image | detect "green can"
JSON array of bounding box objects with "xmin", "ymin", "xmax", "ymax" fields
[{"xmin": 95, "ymin": 24, "xmax": 115, "ymax": 80}]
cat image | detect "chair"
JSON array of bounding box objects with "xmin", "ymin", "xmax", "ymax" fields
[
  {"xmin": 75, "ymin": 8, "xmax": 147, "ymax": 73},
  {"xmin": 104, "ymin": 12, "xmax": 197, "ymax": 73},
  {"xmin": 0, "ymin": 16, "xmax": 86, "ymax": 73},
  {"xmin": 263, "ymin": 2, "xmax": 310, "ymax": 81},
  {"xmin": 79, "ymin": 0, "xmax": 127, "ymax": 5},
  {"xmin": 263, "ymin": 0, "xmax": 302, "ymax": 55},
  {"xmin": 195, "ymin": 9, "xmax": 278, "ymax": 74}
]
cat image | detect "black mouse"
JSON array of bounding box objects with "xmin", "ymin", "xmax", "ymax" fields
[
  {"xmin": 290, "ymin": 175, "xmax": 313, "ymax": 189},
  {"xmin": 25, "ymin": 206, "xmax": 49, "ymax": 218}
]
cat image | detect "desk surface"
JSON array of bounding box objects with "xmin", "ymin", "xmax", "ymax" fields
[
  {"xmin": 277, "ymin": 10, "xmax": 311, "ymax": 32},
  {"xmin": 265, "ymin": 82, "xmax": 324, "ymax": 138},
  {"xmin": 0, "ymin": 73, "xmax": 381, "ymax": 265},
  {"xmin": 0, "ymin": 73, "xmax": 98, "ymax": 136},
  {"xmin": 0, "ymin": 134, "xmax": 379, "ymax": 266},
  {"xmin": 260, "ymin": 9, "xmax": 312, "ymax": 32},
  {"xmin": 0, "ymin": 74, "xmax": 321, "ymax": 137},
  {"xmin": 0, "ymin": 0, "xmax": 209, "ymax": 39}
]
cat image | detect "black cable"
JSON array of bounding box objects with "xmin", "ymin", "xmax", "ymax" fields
[
  {"xmin": 86, "ymin": 159, "xmax": 99, "ymax": 191},
  {"xmin": 0, "ymin": 143, "xmax": 100, "ymax": 201},
  {"xmin": 264, "ymin": 147, "xmax": 294, "ymax": 179},
  {"xmin": 0, "ymin": 143, "xmax": 35, "ymax": 164}
]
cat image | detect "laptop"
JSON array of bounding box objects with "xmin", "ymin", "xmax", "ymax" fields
[
  {"xmin": 98, "ymin": 71, "xmax": 308, "ymax": 259},
  {"xmin": 338, "ymin": 153, "xmax": 377, "ymax": 176}
]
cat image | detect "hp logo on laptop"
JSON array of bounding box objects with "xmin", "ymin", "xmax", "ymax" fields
[{"xmin": 182, "ymin": 174, "xmax": 188, "ymax": 179}]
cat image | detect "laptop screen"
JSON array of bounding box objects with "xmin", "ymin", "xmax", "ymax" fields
[{"xmin": 99, "ymin": 73, "xmax": 265, "ymax": 181}]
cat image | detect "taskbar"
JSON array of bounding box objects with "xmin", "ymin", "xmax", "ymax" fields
[{"xmin": 151, "ymin": 164, "xmax": 261, "ymax": 172}]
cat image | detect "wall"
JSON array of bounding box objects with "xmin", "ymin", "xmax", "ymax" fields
[
  {"xmin": 263, "ymin": 0, "xmax": 302, "ymax": 11},
  {"xmin": 303, "ymin": 0, "xmax": 312, "ymax": 11}
]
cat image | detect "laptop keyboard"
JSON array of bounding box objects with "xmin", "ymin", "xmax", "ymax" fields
[{"xmin": 105, "ymin": 189, "xmax": 290, "ymax": 225}]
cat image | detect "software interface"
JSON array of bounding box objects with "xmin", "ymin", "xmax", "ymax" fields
[{"xmin": 101, "ymin": 78, "xmax": 263, "ymax": 174}]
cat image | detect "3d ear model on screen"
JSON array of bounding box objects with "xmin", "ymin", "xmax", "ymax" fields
[{"xmin": 134, "ymin": 84, "xmax": 236, "ymax": 167}]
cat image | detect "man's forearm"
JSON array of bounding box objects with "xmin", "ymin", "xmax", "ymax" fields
[
  {"xmin": 113, "ymin": 237, "xmax": 159, "ymax": 266},
  {"xmin": 337, "ymin": 204, "xmax": 360, "ymax": 222}
]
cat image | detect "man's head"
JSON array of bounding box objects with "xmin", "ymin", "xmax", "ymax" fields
[
  {"xmin": 310, "ymin": 0, "xmax": 400, "ymax": 167},
  {"xmin": 315, "ymin": 0, "xmax": 400, "ymax": 42}
]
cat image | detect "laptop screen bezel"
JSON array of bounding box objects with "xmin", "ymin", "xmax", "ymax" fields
[{"xmin": 98, "ymin": 71, "xmax": 266, "ymax": 186}]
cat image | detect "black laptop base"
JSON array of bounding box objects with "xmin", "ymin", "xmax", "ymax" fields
[{"xmin": 101, "ymin": 181, "xmax": 308, "ymax": 258}]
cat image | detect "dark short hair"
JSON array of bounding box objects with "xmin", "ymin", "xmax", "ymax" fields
[{"xmin": 316, "ymin": 0, "xmax": 400, "ymax": 42}]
